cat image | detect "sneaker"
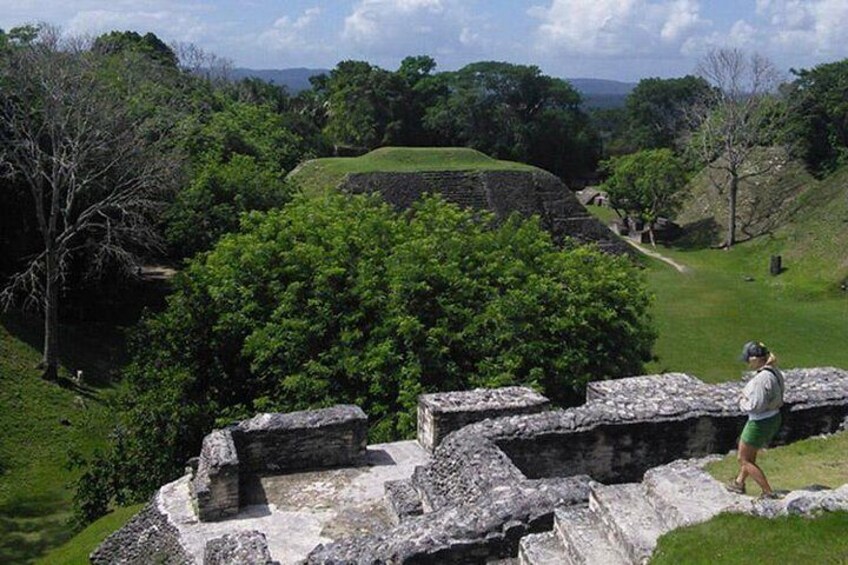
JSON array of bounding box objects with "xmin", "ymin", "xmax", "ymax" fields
[
  {"xmin": 758, "ymin": 491, "xmax": 785, "ymax": 500},
  {"xmin": 725, "ymin": 479, "xmax": 746, "ymax": 494}
]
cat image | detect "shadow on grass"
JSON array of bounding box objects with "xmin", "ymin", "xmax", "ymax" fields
[
  {"xmin": 671, "ymin": 218, "xmax": 721, "ymax": 250},
  {"xmin": 1, "ymin": 311, "xmax": 127, "ymax": 389},
  {"xmin": 0, "ymin": 492, "xmax": 75, "ymax": 564}
]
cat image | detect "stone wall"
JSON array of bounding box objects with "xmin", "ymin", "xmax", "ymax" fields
[
  {"xmin": 97, "ymin": 367, "xmax": 848, "ymax": 564},
  {"xmin": 90, "ymin": 501, "xmax": 191, "ymax": 565},
  {"xmin": 338, "ymin": 169, "xmax": 631, "ymax": 255},
  {"xmin": 231, "ymin": 405, "xmax": 368, "ymax": 473},
  {"xmin": 192, "ymin": 429, "xmax": 240, "ymax": 521},
  {"xmin": 306, "ymin": 368, "xmax": 848, "ymax": 563},
  {"xmin": 191, "ymin": 405, "xmax": 368, "ymax": 522},
  {"xmin": 417, "ymin": 386, "xmax": 550, "ymax": 453}
]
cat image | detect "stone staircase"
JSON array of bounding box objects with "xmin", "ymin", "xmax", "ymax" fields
[{"xmin": 518, "ymin": 457, "xmax": 755, "ymax": 565}]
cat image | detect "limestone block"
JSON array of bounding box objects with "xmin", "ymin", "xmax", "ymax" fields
[
  {"xmin": 233, "ymin": 405, "xmax": 367, "ymax": 473},
  {"xmin": 193, "ymin": 429, "xmax": 240, "ymax": 522},
  {"xmin": 204, "ymin": 530, "xmax": 278, "ymax": 565},
  {"xmin": 417, "ymin": 386, "xmax": 550, "ymax": 453}
]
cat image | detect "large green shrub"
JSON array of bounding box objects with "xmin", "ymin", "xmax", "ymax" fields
[{"xmin": 76, "ymin": 193, "xmax": 654, "ymax": 521}]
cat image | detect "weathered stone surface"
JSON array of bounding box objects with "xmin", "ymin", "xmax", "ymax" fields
[
  {"xmin": 203, "ymin": 530, "xmax": 277, "ymax": 565},
  {"xmin": 99, "ymin": 368, "xmax": 848, "ymax": 564},
  {"xmin": 418, "ymin": 386, "xmax": 550, "ymax": 452},
  {"xmin": 518, "ymin": 531, "xmax": 564, "ymax": 565},
  {"xmin": 233, "ymin": 405, "xmax": 368, "ymax": 473},
  {"xmin": 193, "ymin": 429, "xmax": 240, "ymax": 522},
  {"xmin": 643, "ymin": 456, "xmax": 750, "ymax": 529},
  {"xmin": 751, "ymin": 484, "xmax": 848, "ymax": 519},
  {"xmin": 589, "ymin": 482, "xmax": 665, "ymax": 564},
  {"xmin": 90, "ymin": 502, "xmax": 191, "ymax": 565},
  {"xmin": 554, "ymin": 505, "xmax": 628, "ymax": 565},
  {"xmin": 384, "ymin": 478, "xmax": 423, "ymax": 524},
  {"xmin": 339, "ymin": 169, "xmax": 632, "ymax": 255}
]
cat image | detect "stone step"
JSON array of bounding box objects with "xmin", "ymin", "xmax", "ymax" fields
[
  {"xmin": 589, "ymin": 482, "xmax": 666, "ymax": 564},
  {"xmin": 554, "ymin": 505, "xmax": 628, "ymax": 565},
  {"xmin": 517, "ymin": 531, "xmax": 565, "ymax": 565},
  {"xmin": 383, "ymin": 478, "xmax": 423, "ymax": 524},
  {"xmin": 643, "ymin": 459, "xmax": 750, "ymax": 529}
]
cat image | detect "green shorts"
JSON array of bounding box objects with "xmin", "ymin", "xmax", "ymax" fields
[{"xmin": 740, "ymin": 413, "xmax": 782, "ymax": 449}]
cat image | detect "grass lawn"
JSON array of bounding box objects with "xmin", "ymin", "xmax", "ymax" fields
[
  {"xmin": 0, "ymin": 313, "xmax": 126, "ymax": 564},
  {"xmin": 704, "ymin": 431, "xmax": 848, "ymax": 492},
  {"xmin": 289, "ymin": 146, "xmax": 540, "ymax": 197},
  {"xmin": 34, "ymin": 504, "xmax": 144, "ymax": 565},
  {"xmin": 651, "ymin": 511, "xmax": 848, "ymax": 564},
  {"xmin": 652, "ymin": 432, "xmax": 848, "ymax": 564},
  {"xmin": 643, "ymin": 243, "xmax": 848, "ymax": 382}
]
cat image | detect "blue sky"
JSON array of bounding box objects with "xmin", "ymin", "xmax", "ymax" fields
[{"xmin": 2, "ymin": 1, "xmax": 847, "ymax": 81}]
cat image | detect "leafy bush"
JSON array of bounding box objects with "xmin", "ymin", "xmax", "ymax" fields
[{"xmin": 77, "ymin": 193, "xmax": 654, "ymax": 520}]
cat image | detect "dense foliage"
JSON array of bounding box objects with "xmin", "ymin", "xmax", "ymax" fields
[
  {"xmin": 788, "ymin": 59, "xmax": 848, "ymax": 175},
  {"xmin": 73, "ymin": 193, "xmax": 655, "ymax": 521},
  {"xmin": 601, "ymin": 149, "xmax": 688, "ymax": 243},
  {"xmin": 314, "ymin": 59, "xmax": 600, "ymax": 181}
]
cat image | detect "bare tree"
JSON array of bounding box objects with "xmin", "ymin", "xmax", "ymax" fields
[
  {"xmin": 689, "ymin": 48, "xmax": 789, "ymax": 248},
  {"xmin": 0, "ymin": 27, "xmax": 177, "ymax": 379}
]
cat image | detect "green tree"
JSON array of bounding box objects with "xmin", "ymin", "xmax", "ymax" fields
[
  {"xmin": 788, "ymin": 58, "xmax": 848, "ymax": 175},
  {"xmin": 601, "ymin": 149, "xmax": 688, "ymax": 246},
  {"xmin": 424, "ymin": 61, "xmax": 600, "ymax": 180},
  {"xmin": 92, "ymin": 30, "xmax": 179, "ymax": 69},
  {"xmin": 625, "ymin": 75, "xmax": 713, "ymax": 150},
  {"xmin": 76, "ymin": 193, "xmax": 654, "ymax": 521}
]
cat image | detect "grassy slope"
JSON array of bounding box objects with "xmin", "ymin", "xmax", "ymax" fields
[
  {"xmin": 0, "ymin": 314, "xmax": 126, "ymax": 564},
  {"xmin": 288, "ymin": 146, "xmax": 540, "ymax": 197},
  {"xmin": 35, "ymin": 504, "xmax": 144, "ymax": 565}
]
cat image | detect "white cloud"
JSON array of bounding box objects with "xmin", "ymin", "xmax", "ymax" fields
[
  {"xmin": 257, "ymin": 6, "xmax": 323, "ymax": 51},
  {"xmin": 755, "ymin": 0, "xmax": 848, "ymax": 57},
  {"xmin": 342, "ymin": 0, "xmax": 484, "ymax": 59},
  {"xmin": 62, "ymin": 3, "xmax": 212, "ymax": 43},
  {"xmin": 530, "ymin": 0, "xmax": 709, "ymax": 57}
]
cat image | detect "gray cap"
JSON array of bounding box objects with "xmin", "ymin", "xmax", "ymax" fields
[{"xmin": 740, "ymin": 341, "xmax": 769, "ymax": 361}]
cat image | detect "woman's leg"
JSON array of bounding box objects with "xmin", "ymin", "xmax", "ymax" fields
[{"xmin": 736, "ymin": 441, "xmax": 772, "ymax": 494}]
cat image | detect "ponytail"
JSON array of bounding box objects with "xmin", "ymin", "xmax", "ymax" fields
[{"xmin": 766, "ymin": 352, "xmax": 777, "ymax": 366}]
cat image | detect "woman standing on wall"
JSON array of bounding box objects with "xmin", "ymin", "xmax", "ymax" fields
[{"xmin": 726, "ymin": 341, "xmax": 785, "ymax": 499}]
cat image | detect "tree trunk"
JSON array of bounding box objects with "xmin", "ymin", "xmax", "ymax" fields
[
  {"xmin": 726, "ymin": 174, "xmax": 738, "ymax": 248},
  {"xmin": 41, "ymin": 249, "xmax": 59, "ymax": 380}
]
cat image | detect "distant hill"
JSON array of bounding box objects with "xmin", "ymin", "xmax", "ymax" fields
[
  {"xmin": 567, "ymin": 78, "xmax": 637, "ymax": 109},
  {"xmin": 229, "ymin": 67, "xmax": 329, "ymax": 93},
  {"xmin": 229, "ymin": 68, "xmax": 636, "ymax": 106}
]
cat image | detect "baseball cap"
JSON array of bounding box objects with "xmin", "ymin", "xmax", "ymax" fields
[{"xmin": 740, "ymin": 341, "xmax": 769, "ymax": 361}]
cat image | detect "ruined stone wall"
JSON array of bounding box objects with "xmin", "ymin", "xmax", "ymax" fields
[
  {"xmin": 97, "ymin": 368, "xmax": 848, "ymax": 564},
  {"xmin": 338, "ymin": 170, "xmax": 631, "ymax": 254},
  {"xmin": 307, "ymin": 368, "xmax": 848, "ymax": 563},
  {"xmin": 90, "ymin": 501, "xmax": 191, "ymax": 565}
]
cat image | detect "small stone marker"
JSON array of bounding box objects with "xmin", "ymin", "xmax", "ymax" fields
[{"xmin": 770, "ymin": 255, "xmax": 782, "ymax": 276}]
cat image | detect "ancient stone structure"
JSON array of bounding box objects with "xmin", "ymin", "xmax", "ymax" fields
[
  {"xmin": 95, "ymin": 367, "xmax": 848, "ymax": 564},
  {"xmin": 417, "ymin": 386, "xmax": 550, "ymax": 453},
  {"xmin": 192, "ymin": 405, "xmax": 367, "ymax": 521},
  {"xmin": 338, "ymin": 170, "xmax": 631, "ymax": 255}
]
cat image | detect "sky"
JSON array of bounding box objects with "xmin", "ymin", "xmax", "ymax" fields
[{"xmin": 2, "ymin": 1, "xmax": 847, "ymax": 82}]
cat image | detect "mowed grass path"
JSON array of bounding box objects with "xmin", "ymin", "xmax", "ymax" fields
[{"xmin": 641, "ymin": 242, "xmax": 848, "ymax": 383}]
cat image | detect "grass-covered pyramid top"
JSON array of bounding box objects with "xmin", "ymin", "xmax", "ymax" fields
[{"xmin": 290, "ymin": 147, "xmax": 541, "ymax": 196}]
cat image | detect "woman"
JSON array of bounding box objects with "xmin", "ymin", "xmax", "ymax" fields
[{"xmin": 725, "ymin": 341, "xmax": 785, "ymax": 499}]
